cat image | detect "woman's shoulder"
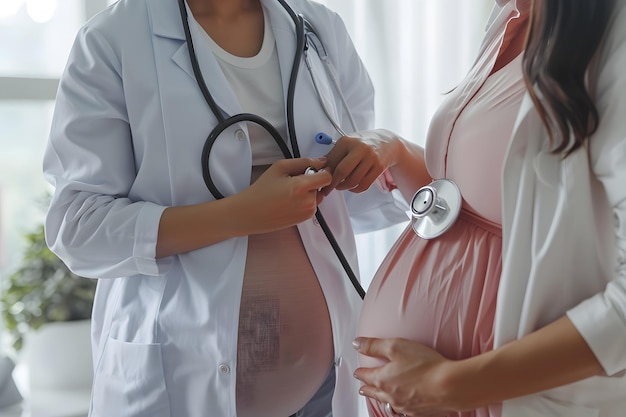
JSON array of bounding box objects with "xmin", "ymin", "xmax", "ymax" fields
[
  {"xmin": 287, "ymin": 0, "xmax": 334, "ymax": 14},
  {"xmin": 78, "ymin": 0, "xmax": 150, "ymax": 40},
  {"xmin": 286, "ymin": 0, "xmax": 343, "ymax": 28},
  {"xmin": 593, "ymin": 0, "xmax": 626, "ymax": 103},
  {"xmin": 72, "ymin": 0, "xmax": 168, "ymax": 59},
  {"xmin": 597, "ymin": 1, "xmax": 626, "ymax": 63},
  {"xmin": 588, "ymin": 1, "xmax": 626, "ymax": 190}
]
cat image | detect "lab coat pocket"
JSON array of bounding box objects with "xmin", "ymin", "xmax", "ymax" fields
[
  {"xmin": 90, "ymin": 337, "xmax": 171, "ymax": 417},
  {"xmin": 502, "ymin": 394, "xmax": 599, "ymax": 417}
]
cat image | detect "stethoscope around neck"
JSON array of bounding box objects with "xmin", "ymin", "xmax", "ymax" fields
[{"xmin": 176, "ymin": 0, "xmax": 367, "ymax": 298}]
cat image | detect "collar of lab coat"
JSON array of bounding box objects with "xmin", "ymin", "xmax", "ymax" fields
[
  {"xmin": 494, "ymin": 0, "xmax": 530, "ymax": 12},
  {"xmin": 495, "ymin": 0, "xmax": 511, "ymax": 6},
  {"xmin": 148, "ymin": 0, "xmax": 296, "ymax": 41},
  {"xmin": 147, "ymin": 0, "xmax": 300, "ymax": 119}
]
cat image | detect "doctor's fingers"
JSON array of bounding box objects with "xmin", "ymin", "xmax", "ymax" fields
[
  {"xmin": 256, "ymin": 158, "xmax": 328, "ymax": 195},
  {"xmin": 322, "ymin": 138, "xmax": 385, "ymax": 194},
  {"xmin": 241, "ymin": 182, "xmax": 321, "ymax": 233},
  {"xmin": 336, "ymin": 162, "xmax": 382, "ymax": 193},
  {"xmin": 321, "ymin": 157, "xmax": 383, "ymax": 195},
  {"xmin": 298, "ymin": 167, "xmax": 333, "ymax": 191},
  {"xmin": 272, "ymin": 157, "xmax": 328, "ymax": 176}
]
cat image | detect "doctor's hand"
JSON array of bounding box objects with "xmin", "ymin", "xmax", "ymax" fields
[
  {"xmin": 235, "ymin": 157, "xmax": 331, "ymax": 235},
  {"xmin": 353, "ymin": 337, "xmax": 466, "ymax": 417},
  {"xmin": 319, "ymin": 129, "xmax": 402, "ymax": 196}
]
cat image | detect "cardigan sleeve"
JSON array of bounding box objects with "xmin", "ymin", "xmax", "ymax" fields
[{"xmin": 566, "ymin": 1, "xmax": 626, "ymax": 376}]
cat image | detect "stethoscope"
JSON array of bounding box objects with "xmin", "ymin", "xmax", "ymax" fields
[
  {"xmin": 176, "ymin": 0, "xmax": 367, "ymax": 298},
  {"xmin": 300, "ymin": 8, "xmax": 464, "ymax": 240},
  {"xmin": 409, "ymin": 179, "xmax": 461, "ymax": 239}
]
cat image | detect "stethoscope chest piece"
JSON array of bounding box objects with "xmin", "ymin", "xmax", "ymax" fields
[{"xmin": 410, "ymin": 179, "xmax": 462, "ymax": 239}]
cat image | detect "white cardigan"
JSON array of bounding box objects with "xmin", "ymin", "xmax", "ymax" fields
[{"xmin": 497, "ymin": 1, "xmax": 626, "ymax": 415}]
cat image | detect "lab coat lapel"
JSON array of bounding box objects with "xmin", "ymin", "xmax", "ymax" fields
[
  {"xmin": 150, "ymin": 0, "xmax": 241, "ymax": 118},
  {"xmin": 501, "ymin": 92, "xmax": 543, "ymax": 243},
  {"xmin": 496, "ymin": 92, "xmax": 545, "ymax": 349},
  {"xmin": 147, "ymin": 0, "xmax": 251, "ymax": 201},
  {"xmin": 151, "ymin": 0, "xmax": 301, "ymax": 144}
]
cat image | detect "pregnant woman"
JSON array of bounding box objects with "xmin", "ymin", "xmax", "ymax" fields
[{"xmin": 353, "ymin": 1, "xmax": 626, "ymax": 416}]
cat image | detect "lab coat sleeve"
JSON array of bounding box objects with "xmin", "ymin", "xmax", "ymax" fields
[
  {"xmin": 566, "ymin": 2, "xmax": 626, "ymax": 376},
  {"xmin": 43, "ymin": 24, "xmax": 171, "ymax": 279},
  {"xmin": 317, "ymin": 9, "xmax": 409, "ymax": 233}
]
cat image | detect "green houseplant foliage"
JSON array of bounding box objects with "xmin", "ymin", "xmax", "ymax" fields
[{"xmin": 1, "ymin": 223, "xmax": 96, "ymax": 352}]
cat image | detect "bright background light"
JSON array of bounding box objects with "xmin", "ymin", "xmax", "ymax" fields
[
  {"xmin": 0, "ymin": 0, "xmax": 24, "ymax": 19},
  {"xmin": 26, "ymin": 0, "xmax": 58, "ymax": 23}
]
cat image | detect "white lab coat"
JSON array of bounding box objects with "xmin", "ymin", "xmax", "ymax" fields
[
  {"xmin": 43, "ymin": 0, "xmax": 408, "ymax": 416},
  {"xmin": 428, "ymin": 1, "xmax": 626, "ymax": 415}
]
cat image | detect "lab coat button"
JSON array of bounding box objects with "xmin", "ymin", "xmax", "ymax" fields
[
  {"xmin": 235, "ymin": 129, "xmax": 246, "ymax": 141},
  {"xmin": 218, "ymin": 364, "xmax": 231, "ymax": 374}
]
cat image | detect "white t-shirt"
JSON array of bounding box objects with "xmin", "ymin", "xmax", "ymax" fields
[{"xmin": 199, "ymin": 10, "xmax": 288, "ymax": 166}]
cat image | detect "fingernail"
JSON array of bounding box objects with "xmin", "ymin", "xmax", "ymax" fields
[
  {"xmin": 352, "ymin": 339, "xmax": 361, "ymax": 350},
  {"xmin": 317, "ymin": 156, "xmax": 327, "ymax": 162},
  {"xmin": 358, "ymin": 389, "xmax": 364, "ymax": 396}
]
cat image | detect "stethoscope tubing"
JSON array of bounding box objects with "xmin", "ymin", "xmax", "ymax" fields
[
  {"xmin": 277, "ymin": 0, "xmax": 306, "ymax": 159},
  {"xmin": 304, "ymin": 48, "xmax": 348, "ymax": 138},
  {"xmin": 177, "ymin": 0, "xmax": 366, "ymax": 299},
  {"xmin": 201, "ymin": 113, "xmax": 291, "ymax": 200}
]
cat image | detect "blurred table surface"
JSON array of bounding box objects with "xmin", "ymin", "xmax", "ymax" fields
[{"xmin": 0, "ymin": 389, "xmax": 90, "ymax": 417}]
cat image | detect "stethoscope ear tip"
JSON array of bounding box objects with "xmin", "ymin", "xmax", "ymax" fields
[{"xmin": 315, "ymin": 132, "xmax": 334, "ymax": 145}]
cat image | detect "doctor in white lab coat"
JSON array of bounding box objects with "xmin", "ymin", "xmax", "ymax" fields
[{"xmin": 43, "ymin": 0, "xmax": 408, "ymax": 416}]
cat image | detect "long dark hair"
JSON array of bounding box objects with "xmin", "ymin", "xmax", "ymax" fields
[{"xmin": 523, "ymin": 0, "xmax": 615, "ymax": 156}]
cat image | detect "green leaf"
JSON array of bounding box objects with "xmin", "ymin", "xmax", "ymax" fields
[{"xmin": 0, "ymin": 194, "xmax": 97, "ymax": 352}]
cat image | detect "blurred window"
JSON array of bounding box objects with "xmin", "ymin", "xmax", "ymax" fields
[
  {"xmin": 0, "ymin": 0, "xmax": 111, "ymax": 301},
  {"xmin": 0, "ymin": 0, "xmax": 84, "ymax": 78}
]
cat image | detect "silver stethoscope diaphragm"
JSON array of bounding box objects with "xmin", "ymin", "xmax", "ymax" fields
[{"xmin": 410, "ymin": 179, "xmax": 462, "ymax": 239}]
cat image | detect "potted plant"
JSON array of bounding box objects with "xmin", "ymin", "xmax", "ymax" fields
[{"xmin": 0, "ymin": 220, "xmax": 96, "ymax": 393}]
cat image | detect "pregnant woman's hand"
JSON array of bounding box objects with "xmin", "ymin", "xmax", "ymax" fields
[{"xmin": 353, "ymin": 337, "xmax": 467, "ymax": 417}]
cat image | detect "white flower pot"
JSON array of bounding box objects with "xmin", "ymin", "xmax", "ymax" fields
[{"xmin": 23, "ymin": 319, "xmax": 93, "ymax": 392}]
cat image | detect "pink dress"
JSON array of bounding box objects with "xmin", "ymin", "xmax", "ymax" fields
[{"xmin": 357, "ymin": 53, "xmax": 526, "ymax": 417}]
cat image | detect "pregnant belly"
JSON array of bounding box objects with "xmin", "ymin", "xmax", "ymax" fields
[
  {"xmin": 357, "ymin": 212, "xmax": 502, "ymax": 370},
  {"xmin": 236, "ymin": 226, "xmax": 334, "ymax": 417}
]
